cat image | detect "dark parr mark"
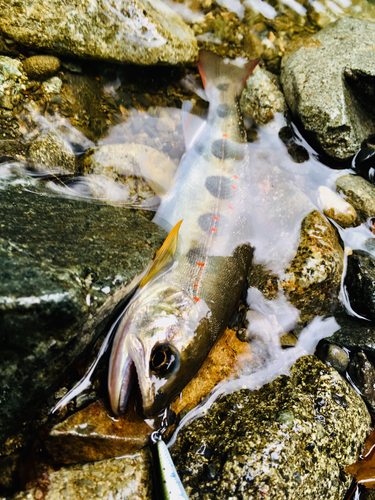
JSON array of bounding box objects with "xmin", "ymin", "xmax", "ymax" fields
[
  {"xmin": 198, "ymin": 213, "xmax": 223, "ymax": 234},
  {"xmin": 205, "ymin": 175, "xmax": 233, "ymax": 199},
  {"xmin": 216, "ymin": 104, "xmax": 231, "ymax": 118},
  {"xmin": 194, "ymin": 141, "xmax": 205, "ymax": 156},
  {"xmin": 217, "ymin": 83, "xmax": 229, "ymax": 91},
  {"xmin": 211, "ymin": 139, "xmax": 244, "ymax": 161}
]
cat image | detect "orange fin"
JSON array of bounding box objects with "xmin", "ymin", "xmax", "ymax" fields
[{"xmin": 140, "ymin": 219, "xmax": 183, "ymax": 288}]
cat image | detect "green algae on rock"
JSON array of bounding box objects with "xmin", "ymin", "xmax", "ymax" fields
[
  {"xmin": 171, "ymin": 355, "xmax": 370, "ymax": 500},
  {"xmin": 0, "ymin": 173, "xmax": 167, "ymax": 446},
  {"xmin": 10, "ymin": 449, "xmax": 152, "ymax": 500},
  {"xmin": 281, "ymin": 17, "xmax": 375, "ymax": 160},
  {"xmin": 0, "ymin": 0, "xmax": 198, "ymax": 65}
]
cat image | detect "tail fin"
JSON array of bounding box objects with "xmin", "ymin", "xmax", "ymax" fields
[{"xmin": 198, "ymin": 50, "xmax": 259, "ymax": 97}]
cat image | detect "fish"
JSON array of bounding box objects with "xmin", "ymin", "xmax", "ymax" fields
[{"xmin": 108, "ymin": 50, "xmax": 258, "ymax": 417}]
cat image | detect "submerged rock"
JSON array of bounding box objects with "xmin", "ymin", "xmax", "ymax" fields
[
  {"xmin": 281, "ymin": 18, "xmax": 375, "ymax": 160},
  {"xmin": 336, "ymin": 174, "xmax": 375, "ymax": 223},
  {"xmin": 171, "ymin": 355, "xmax": 370, "ymax": 500},
  {"xmin": 0, "ymin": 172, "xmax": 166, "ymax": 446},
  {"xmin": 315, "ymin": 342, "xmax": 349, "ymax": 374},
  {"xmin": 345, "ymin": 250, "xmax": 375, "ymax": 321},
  {"xmin": 0, "ymin": 0, "xmax": 198, "ymax": 65},
  {"xmin": 240, "ymin": 68, "xmax": 286, "ymax": 125},
  {"xmin": 10, "ymin": 450, "xmax": 152, "ymax": 500}
]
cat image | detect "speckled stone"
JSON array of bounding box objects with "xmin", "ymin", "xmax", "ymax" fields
[
  {"xmin": 0, "ymin": 56, "xmax": 27, "ymax": 110},
  {"xmin": 281, "ymin": 18, "xmax": 375, "ymax": 160},
  {"xmin": 28, "ymin": 130, "xmax": 76, "ymax": 173},
  {"xmin": 171, "ymin": 355, "xmax": 370, "ymax": 500},
  {"xmin": 0, "ymin": 173, "xmax": 166, "ymax": 445},
  {"xmin": 281, "ymin": 210, "xmax": 344, "ymax": 318},
  {"xmin": 336, "ymin": 174, "xmax": 375, "ymax": 223},
  {"xmin": 327, "ymin": 313, "xmax": 375, "ymax": 355},
  {"xmin": 9, "ymin": 450, "xmax": 152, "ymax": 500},
  {"xmin": 240, "ymin": 68, "xmax": 286, "ymax": 125},
  {"xmin": 318, "ymin": 186, "xmax": 357, "ymax": 228},
  {"xmin": 0, "ymin": 0, "xmax": 198, "ymax": 65},
  {"xmin": 315, "ymin": 342, "xmax": 349, "ymax": 373},
  {"xmin": 345, "ymin": 250, "xmax": 375, "ymax": 320},
  {"xmin": 348, "ymin": 352, "xmax": 375, "ymax": 412},
  {"xmin": 22, "ymin": 55, "xmax": 60, "ymax": 80}
]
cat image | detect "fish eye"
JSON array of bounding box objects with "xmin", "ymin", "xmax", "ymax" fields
[{"xmin": 150, "ymin": 343, "xmax": 179, "ymax": 375}]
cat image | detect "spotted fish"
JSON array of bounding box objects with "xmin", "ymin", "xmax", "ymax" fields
[{"xmin": 108, "ymin": 51, "xmax": 258, "ymax": 417}]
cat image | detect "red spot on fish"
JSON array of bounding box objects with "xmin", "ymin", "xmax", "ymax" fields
[
  {"xmin": 212, "ymin": 216, "xmax": 219, "ymax": 221},
  {"xmin": 222, "ymin": 133, "xmax": 228, "ymax": 138},
  {"xmin": 197, "ymin": 262, "xmax": 205, "ymax": 267},
  {"xmin": 233, "ymin": 175, "xmax": 239, "ymax": 180},
  {"xmin": 232, "ymin": 185, "xmax": 236, "ymax": 190},
  {"xmin": 210, "ymin": 227, "xmax": 217, "ymax": 232},
  {"xmin": 193, "ymin": 284, "xmax": 198, "ymax": 287},
  {"xmin": 194, "ymin": 296, "xmax": 200, "ymax": 302},
  {"xmin": 228, "ymin": 205, "xmax": 233, "ymax": 210}
]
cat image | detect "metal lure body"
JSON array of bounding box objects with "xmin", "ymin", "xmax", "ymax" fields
[{"xmin": 108, "ymin": 51, "xmax": 258, "ymax": 417}]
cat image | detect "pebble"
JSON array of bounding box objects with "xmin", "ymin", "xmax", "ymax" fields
[
  {"xmin": 336, "ymin": 174, "xmax": 375, "ymax": 223},
  {"xmin": 22, "ymin": 55, "xmax": 61, "ymax": 80},
  {"xmin": 318, "ymin": 186, "xmax": 357, "ymax": 228}
]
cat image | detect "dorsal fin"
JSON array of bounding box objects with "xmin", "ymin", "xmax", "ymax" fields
[{"xmin": 140, "ymin": 219, "xmax": 183, "ymax": 288}]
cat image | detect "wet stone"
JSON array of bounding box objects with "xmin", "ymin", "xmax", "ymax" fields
[
  {"xmin": 240, "ymin": 68, "xmax": 286, "ymax": 125},
  {"xmin": 0, "ymin": 0, "xmax": 198, "ymax": 65},
  {"xmin": 171, "ymin": 356, "xmax": 370, "ymax": 500},
  {"xmin": 345, "ymin": 250, "xmax": 375, "ymax": 321},
  {"xmin": 281, "ymin": 210, "xmax": 344, "ymax": 319},
  {"xmin": 348, "ymin": 352, "xmax": 375, "ymax": 412},
  {"xmin": 318, "ymin": 186, "xmax": 357, "ymax": 228},
  {"xmin": 45, "ymin": 398, "xmax": 153, "ymax": 464},
  {"xmin": 0, "ymin": 173, "xmax": 167, "ymax": 446},
  {"xmin": 315, "ymin": 342, "xmax": 349, "ymax": 374},
  {"xmin": 281, "ymin": 18, "xmax": 375, "ymax": 160},
  {"xmin": 336, "ymin": 174, "xmax": 375, "ymax": 223},
  {"xmin": 22, "ymin": 56, "xmax": 60, "ymax": 81},
  {"xmin": 28, "ymin": 130, "xmax": 76, "ymax": 173},
  {"xmin": 9, "ymin": 449, "xmax": 152, "ymax": 500}
]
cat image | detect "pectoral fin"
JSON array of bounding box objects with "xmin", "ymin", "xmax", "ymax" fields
[{"xmin": 140, "ymin": 219, "xmax": 183, "ymax": 288}]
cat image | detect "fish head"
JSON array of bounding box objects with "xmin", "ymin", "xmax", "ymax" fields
[{"xmin": 109, "ymin": 282, "xmax": 212, "ymax": 417}]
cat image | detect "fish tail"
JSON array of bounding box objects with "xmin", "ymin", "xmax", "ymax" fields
[{"xmin": 197, "ymin": 50, "xmax": 259, "ymax": 98}]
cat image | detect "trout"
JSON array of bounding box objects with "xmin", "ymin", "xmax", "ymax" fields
[{"xmin": 108, "ymin": 51, "xmax": 258, "ymax": 417}]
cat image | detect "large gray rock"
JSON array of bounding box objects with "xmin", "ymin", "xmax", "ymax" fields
[
  {"xmin": 281, "ymin": 18, "xmax": 375, "ymax": 160},
  {"xmin": 0, "ymin": 171, "xmax": 166, "ymax": 445},
  {"xmin": 171, "ymin": 355, "xmax": 370, "ymax": 500},
  {"xmin": 0, "ymin": 0, "xmax": 198, "ymax": 65}
]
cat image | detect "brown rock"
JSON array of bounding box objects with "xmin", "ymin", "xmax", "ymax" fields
[
  {"xmin": 23, "ymin": 55, "xmax": 60, "ymax": 80},
  {"xmin": 45, "ymin": 396, "xmax": 154, "ymax": 464},
  {"xmin": 171, "ymin": 328, "xmax": 252, "ymax": 417}
]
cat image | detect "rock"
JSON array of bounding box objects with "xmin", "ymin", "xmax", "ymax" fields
[
  {"xmin": 315, "ymin": 342, "xmax": 349, "ymax": 374},
  {"xmin": 240, "ymin": 68, "xmax": 286, "ymax": 125},
  {"xmin": 42, "ymin": 76, "xmax": 62, "ymax": 94},
  {"xmin": 0, "ymin": 56, "xmax": 27, "ymax": 110},
  {"xmin": 171, "ymin": 328, "xmax": 253, "ymax": 419},
  {"xmin": 336, "ymin": 174, "xmax": 375, "ymax": 223},
  {"xmin": 327, "ymin": 313, "xmax": 375, "ymax": 356},
  {"xmin": 28, "ymin": 130, "xmax": 76, "ymax": 173},
  {"xmin": 0, "ymin": 172, "xmax": 167, "ymax": 446},
  {"xmin": 82, "ymin": 143, "xmax": 178, "ymax": 199},
  {"xmin": 281, "ymin": 210, "xmax": 344, "ymax": 319},
  {"xmin": 10, "ymin": 450, "xmax": 152, "ymax": 500},
  {"xmin": 0, "ymin": 0, "xmax": 198, "ymax": 65},
  {"xmin": 345, "ymin": 250, "xmax": 375, "ymax": 320},
  {"xmin": 318, "ymin": 186, "xmax": 357, "ymax": 228},
  {"xmin": 348, "ymin": 352, "xmax": 375, "ymax": 412},
  {"xmin": 281, "ymin": 18, "xmax": 375, "ymax": 160},
  {"xmin": 45, "ymin": 397, "xmax": 154, "ymax": 464},
  {"xmin": 22, "ymin": 55, "xmax": 60, "ymax": 81},
  {"xmin": 171, "ymin": 355, "xmax": 370, "ymax": 500}
]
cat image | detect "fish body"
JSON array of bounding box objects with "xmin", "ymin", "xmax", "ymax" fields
[{"xmin": 108, "ymin": 51, "xmax": 258, "ymax": 417}]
